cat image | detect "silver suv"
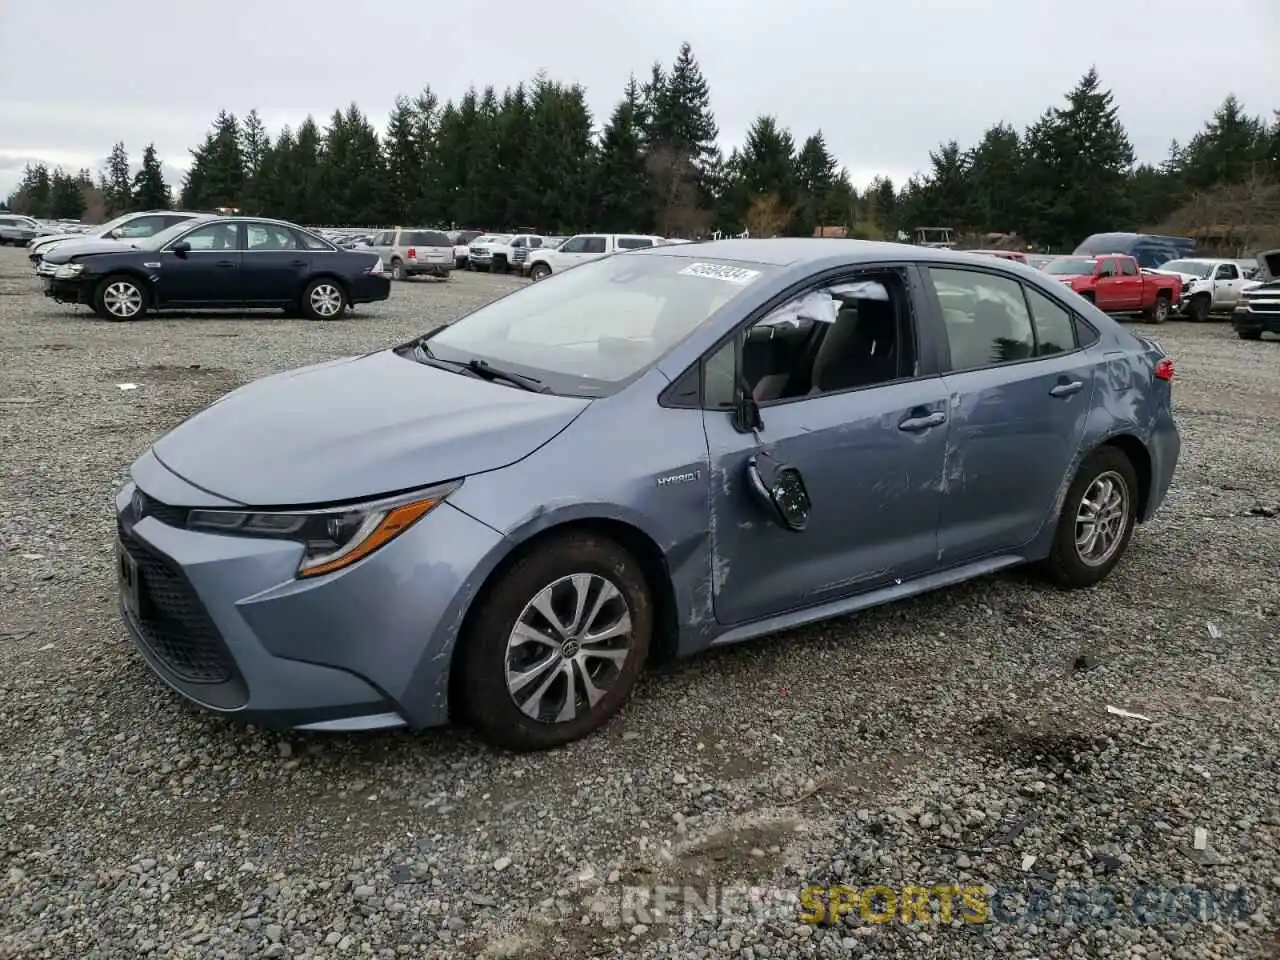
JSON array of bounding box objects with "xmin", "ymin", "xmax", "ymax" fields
[{"xmin": 367, "ymin": 228, "xmax": 454, "ymax": 280}]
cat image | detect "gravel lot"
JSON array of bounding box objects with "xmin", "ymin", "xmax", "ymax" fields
[{"xmin": 1, "ymin": 244, "xmax": 1277, "ymax": 960}]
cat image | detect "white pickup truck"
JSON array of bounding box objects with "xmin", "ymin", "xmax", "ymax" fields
[
  {"xmin": 471, "ymin": 233, "xmax": 553, "ymax": 274},
  {"xmin": 524, "ymin": 233, "xmax": 667, "ymax": 281},
  {"xmin": 1151, "ymin": 257, "xmax": 1260, "ymax": 321}
]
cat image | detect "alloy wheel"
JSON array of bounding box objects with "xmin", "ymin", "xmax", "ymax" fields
[
  {"xmin": 1075, "ymin": 470, "xmax": 1129, "ymax": 567},
  {"xmin": 104, "ymin": 281, "xmax": 143, "ymax": 318},
  {"xmin": 504, "ymin": 573, "xmax": 633, "ymax": 724},
  {"xmin": 309, "ymin": 284, "xmax": 343, "ymax": 318}
]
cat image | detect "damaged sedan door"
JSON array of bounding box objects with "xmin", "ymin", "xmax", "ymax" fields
[{"xmin": 702, "ymin": 269, "xmax": 950, "ymax": 626}]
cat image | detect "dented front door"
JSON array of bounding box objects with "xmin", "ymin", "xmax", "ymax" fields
[{"xmin": 704, "ymin": 377, "xmax": 950, "ymax": 626}]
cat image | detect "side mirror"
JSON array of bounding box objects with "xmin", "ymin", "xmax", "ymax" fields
[
  {"xmin": 171, "ymin": 240, "xmax": 190, "ymax": 258},
  {"xmin": 747, "ymin": 452, "xmax": 811, "ymax": 531}
]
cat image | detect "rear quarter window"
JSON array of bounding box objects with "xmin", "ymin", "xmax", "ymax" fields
[{"xmin": 617, "ymin": 237, "xmax": 655, "ymax": 250}]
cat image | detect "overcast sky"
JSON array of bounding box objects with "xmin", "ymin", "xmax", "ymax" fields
[{"xmin": 2, "ymin": 0, "xmax": 1277, "ymax": 203}]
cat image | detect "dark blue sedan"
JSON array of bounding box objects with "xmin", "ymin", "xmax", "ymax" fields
[{"xmin": 40, "ymin": 215, "xmax": 391, "ymax": 321}]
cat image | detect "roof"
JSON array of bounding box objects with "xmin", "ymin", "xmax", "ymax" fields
[{"xmin": 639, "ymin": 237, "xmax": 1057, "ymax": 270}]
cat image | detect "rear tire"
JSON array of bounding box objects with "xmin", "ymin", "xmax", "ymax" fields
[
  {"xmin": 457, "ymin": 533, "xmax": 652, "ymax": 751},
  {"xmin": 390, "ymin": 259, "xmax": 405, "ymax": 281},
  {"xmin": 301, "ymin": 278, "xmax": 348, "ymax": 321},
  {"xmin": 93, "ymin": 274, "xmax": 148, "ymax": 321},
  {"xmin": 1041, "ymin": 446, "xmax": 1139, "ymax": 589}
]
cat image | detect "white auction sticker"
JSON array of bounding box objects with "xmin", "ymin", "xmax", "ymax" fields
[{"xmin": 678, "ymin": 262, "xmax": 761, "ymax": 284}]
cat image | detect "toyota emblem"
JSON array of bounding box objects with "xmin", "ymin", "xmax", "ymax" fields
[{"xmin": 131, "ymin": 490, "xmax": 145, "ymax": 521}]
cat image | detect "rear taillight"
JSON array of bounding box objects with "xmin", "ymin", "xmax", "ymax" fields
[
  {"xmin": 1154, "ymin": 358, "xmax": 1175, "ymax": 381},
  {"xmin": 407, "ymin": 247, "xmax": 417, "ymax": 259}
]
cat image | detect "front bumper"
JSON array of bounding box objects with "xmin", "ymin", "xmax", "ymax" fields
[
  {"xmin": 114, "ymin": 451, "xmax": 506, "ymax": 731},
  {"xmin": 1232, "ymin": 304, "xmax": 1280, "ymax": 334},
  {"xmin": 43, "ymin": 276, "xmax": 92, "ymax": 304}
]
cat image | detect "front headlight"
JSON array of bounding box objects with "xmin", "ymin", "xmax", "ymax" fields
[
  {"xmin": 54, "ymin": 263, "xmax": 84, "ymax": 279},
  {"xmin": 186, "ymin": 480, "xmax": 460, "ymax": 577}
]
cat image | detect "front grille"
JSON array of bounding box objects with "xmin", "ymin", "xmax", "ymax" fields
[
  {"xmin": 118, "ymin": 523, "xmax": 235, "ymax": 684},
  {"xmin": 135, "ymin": 491, "xmax": 189, "ymax": 527},
  {"xmin": 1243, "ymin": 298, "xmax": 1280, "ymax": 314},
  {"xmin": 512, "ymin": 248, "xmax": 529, "ymax": 263}
]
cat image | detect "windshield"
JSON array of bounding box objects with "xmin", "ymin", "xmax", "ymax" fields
[
  {"xmin": 135, "ymin": 219, "xmax": 213, "ymax": 251},
  {"xmin": 1159, "ymin": 260, "xmax": 1212, "ymax": 278},
  {"xmin": 423, "ymin": 254, "xmax": 776, "ymax": 395},
  {"xmin": 1044, "ymin": 257, "xmax": 1096, "ymax": 276},
  {"xmin": 92, "ymin": 212, "xmax": 138, "ymax": 237}
]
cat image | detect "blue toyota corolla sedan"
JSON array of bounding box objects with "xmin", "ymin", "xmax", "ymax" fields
[{"xmin": 114, "ymin": 239, "xmax": 1180, "ymax": 751}]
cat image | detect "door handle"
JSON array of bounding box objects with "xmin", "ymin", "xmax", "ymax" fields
[
  {"xmin": 215, "ymin": 260, "xmax": 237, "ymax": 268},
  {"xmin": 290, "ymin": 260, "xmax": 307, "ymax": 267},
  {"xmin": 1049, "ymin": 380, "xmax": 1084, "ymax": 398},
  {"xmin": 898, "ymin": 411, "xmax": 946, "ymax": 432}
]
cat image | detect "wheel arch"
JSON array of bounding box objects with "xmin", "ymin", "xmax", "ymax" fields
[
  {"xmin": 1094, "ymin": 433, "xmax": 1153, "ymax": 521},
  {"xmin": 94, "ymin": 268, "xmax": 153, "ymax": 313},
  {"xmin": 446, "ymin": 515, "xmax": 680, "ymax": 718}
]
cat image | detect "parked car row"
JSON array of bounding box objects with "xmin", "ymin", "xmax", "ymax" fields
[
  {"xmin": 0, "ymin": 214, "xmax": 72, "ymax": 245},
  {"xmin": 965, "ymin": 238, "xmax": 1268, "ymax": 325}
]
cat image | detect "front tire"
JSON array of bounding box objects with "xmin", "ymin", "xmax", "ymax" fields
[
  {"xmin": 1237, "ymin": 329, "xmax": 1262, "ymax": 340},
  {"xmin": 1187, "ymin": 294, "xmax": 1210, "ymax": 323},
  {"xmin": 1146, "ymin": 293, "xmax": 1171, "ymax": 324},
  {"xmin": 301, "ymin": 279, "xmax": 348, "ymax": 321},
  {"xmin": 1041, "ymin": 446, "xmax": 1139, "ymax": 588},
  {"xmin": 93, "ymin": 275, "xmax": 148, "ymax": 321},
  {"xmin": 530, "ymin": 263, "xmax": 551, "ymax": 282},
  {"xmin": 457, "ymin": 533, "xmax": 652, "ymax": 751}
]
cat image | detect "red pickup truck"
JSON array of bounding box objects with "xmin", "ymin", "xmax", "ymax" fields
[{"xmin": 1042, "ymin": 254, "xmax": 1181, "ymax": 322}]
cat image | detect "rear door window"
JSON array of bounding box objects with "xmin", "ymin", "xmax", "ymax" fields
[{"xmin": 582, "ymin": 236, "xmax": 608, "ymax": 254}]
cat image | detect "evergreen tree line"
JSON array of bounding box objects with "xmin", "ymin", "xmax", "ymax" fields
[{"xmin": 6, "ymin": 48, "xmax": 1278, "ymax": 250}]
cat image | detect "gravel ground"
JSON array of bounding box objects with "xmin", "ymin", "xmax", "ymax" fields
[{"xmin": 1, "ymin": 244, "xmax": 1277, "ymax": 960}]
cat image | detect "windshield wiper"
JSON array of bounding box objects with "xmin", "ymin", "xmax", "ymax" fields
[
  {"xmin": 408, "ymin": 343, "xmax": 549, "ymax": 393},
  {"xmin": 464, "ymin": 358, "xmax": 549, "ymax": 393}
]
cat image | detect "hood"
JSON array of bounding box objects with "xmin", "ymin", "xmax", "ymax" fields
[
  {"xmin": 1150, "ymin": 269, "xmax": 1204, "ymax": 284},
  {"xmin": 30, "ymin": 231, "xmax": 89, "ymax": 252},
  {"xmin": 150, "ymin": 350, "xmax": 590, "ymax": 506},
  {"xmin": 41, "ymin": 238, "xmax": 140, "ymax": 263}
]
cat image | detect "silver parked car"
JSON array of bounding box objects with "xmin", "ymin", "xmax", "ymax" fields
[
  {"xmin": 30, "ymin": 210, "xmax": 204, "ymax": 270},
  {"xmin": 0, "ymin": 214, "xmax": 44, "ymax": 245},
  {"xmin": 114, "ymin": 239, "xmax": 1180, "ymax": 751}
]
